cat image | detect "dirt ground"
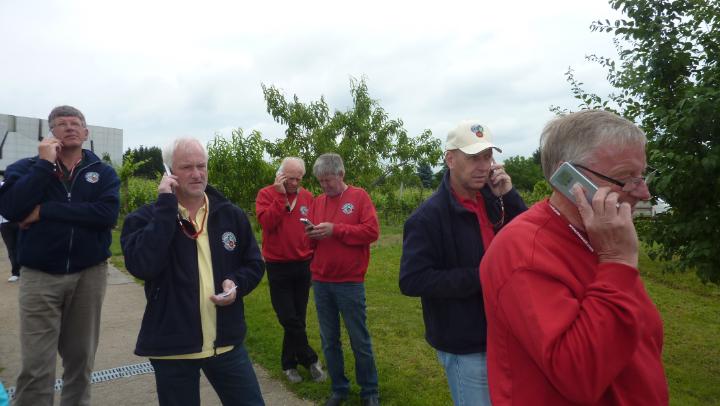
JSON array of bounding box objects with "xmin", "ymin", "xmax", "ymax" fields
[{"xmin": 0, "ymin": 245, "xmax": 314, "ymax": 405}]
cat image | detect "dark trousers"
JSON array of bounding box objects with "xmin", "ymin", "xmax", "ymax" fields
[
  {"xmin": 150, "ymin": 345, "xmax": 264, "ymax": 406},
  {"xmin": 0, "ymin": 222, "xmax": 20, "ymax": 276},
  {"xmin": 266, "ymin": 260, "xmax": 319, "ymax": 370}
]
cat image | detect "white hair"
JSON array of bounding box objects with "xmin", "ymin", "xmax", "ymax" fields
[
  {"xmin": 162, "ymin": 137, "xmax": 208, "ymax": 170},
  {"xmin": 277, "ymin": 157, "xmax": 306, "ymax": 176}
]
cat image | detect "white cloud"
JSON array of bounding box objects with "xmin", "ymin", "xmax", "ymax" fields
[{"xmin": 0, "ymin": 0, "xmax": 624, "ymax": 162}]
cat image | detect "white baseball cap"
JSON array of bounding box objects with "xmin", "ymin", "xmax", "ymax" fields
[{"xmin": 445, "ymin": 120, "xmax": 502, "ymax": 154}]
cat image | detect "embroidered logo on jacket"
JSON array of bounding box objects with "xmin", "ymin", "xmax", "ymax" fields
[
  {"xmin": 85, "ymin": 172, "xmax": 100, "ymax": 183},
  {"xmin": 341, "ymin": 203, "xmax": 354, "ymax": 215},
  {"xmin": 221, "ymin": 232, "xmax": 237, "ymax": 251},
  {"xmin": 300, "ymin": 205, "xmax": 309, "ymax": 215}
]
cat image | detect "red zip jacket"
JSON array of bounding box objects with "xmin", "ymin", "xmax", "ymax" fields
[
  {"xmin": 308, "ymin": 186, "xmax": 379, "ymax": 283},
  {"xmin": 480, "ymin": 200, "xmax": 668, "ymax": 405},
  {"xmin": 255, "ymin": 185, "xmax": 313, "ymax": 262}
]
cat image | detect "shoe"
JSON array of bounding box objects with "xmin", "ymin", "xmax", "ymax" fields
[
  {"xmin": 323, "ymin": 393, "xmax": 346, "ymax": 406},
  {"xmin": 309, "ymin": 361, "xmax": 326, "ymax": 382},
  {"xmin": 284, "ymin": 368, "xmax": 302, "ymax": 383},
  {"xmin": 7, "ymin": 275, "xmax": 18, "ymax": 283},
  {"xmin": 361, "ymin": 396, "xmax": 380, "ymax": 406}
]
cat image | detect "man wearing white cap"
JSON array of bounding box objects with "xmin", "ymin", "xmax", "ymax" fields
[{"xmin": 399, "ymin": 121, "xmax": 527, "ymax": 405}]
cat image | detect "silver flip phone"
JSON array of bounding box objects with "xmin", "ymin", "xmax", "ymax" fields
[{"xmin": 549, "ymin": 162, "xmax": 598, "ymax": 204}]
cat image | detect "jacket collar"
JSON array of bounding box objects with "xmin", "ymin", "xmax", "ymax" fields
[
  {"xmin": 440, "ymin": 169, "xmax": 497, "ymax": 216},
  {"xmin": 204, "ymin": 184, "xmax": 232, "ymax": 214}
]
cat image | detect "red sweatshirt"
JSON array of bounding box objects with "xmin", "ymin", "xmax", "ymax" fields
[
  {"xmin": 480, "ymin": 200, "xmax": 668, "ymax": 405},
  {"xmin": 308, "ymin": 186, "xmax": 379, "ymax": 283},
  {"xmin": 255, "ymin": 185, "xmax": 313, "ymax": 262}
]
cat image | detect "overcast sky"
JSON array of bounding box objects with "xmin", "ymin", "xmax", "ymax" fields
[{"xmin": 0, "ymin": 0, "xmax": 623, "ymax": 162}]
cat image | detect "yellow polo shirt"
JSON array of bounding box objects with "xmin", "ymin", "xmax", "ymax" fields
[{"xmin": 152, "ymin": 194, "xmax": 234, "ymax": 359}]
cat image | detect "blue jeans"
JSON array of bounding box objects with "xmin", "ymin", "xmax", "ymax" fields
[
  {"xmin": 313, "ymin": 281, "xmax": 379, "ymax": 398},
  {"xmin": 150, "ymin": 345, "xmax": 264, "ymax": 406},
  {"xmin": 437, "ymin": 351, "xmax": 490, "ymax": 406}
]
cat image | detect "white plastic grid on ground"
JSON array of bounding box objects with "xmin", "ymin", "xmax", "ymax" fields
[{"xmin": 7, "ymin": 362, "xmax": 155, "ymax": 400}]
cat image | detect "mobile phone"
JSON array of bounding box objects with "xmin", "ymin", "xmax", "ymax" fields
[
  {"xmin": 549, "ymin": 162, "xmax": 598, "ymax": 204},
  {"xmin": 220, "ymin": 285, "xmax": 237, "ymax": 298},
  {"xmin": 163, "ymin": 163, "xmax": 175, "ymax": 194},
  {"xmin": 299, "ymin": 218, "xmax": 315, "ymax": 227}
]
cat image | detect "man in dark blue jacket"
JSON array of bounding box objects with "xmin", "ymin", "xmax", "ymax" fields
[
  {"xmin": 0, "ymin": 105, "xmax": 120, "ymax": 406},
  {"xmin": 121, "ymin": 137, "xmax": 265, "ymax": 406},
  {"xmin": 399, "ymin": 120, "xmax": 527, "ymax": 406}
]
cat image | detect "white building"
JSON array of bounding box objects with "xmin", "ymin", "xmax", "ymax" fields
[{"xmin": 0, "ymin": 113, "xmax": 123, "ymax": 173}]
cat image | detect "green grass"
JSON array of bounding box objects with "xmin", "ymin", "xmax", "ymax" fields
[
  {"xmin": 638, "ymin": 251, "xmax": 720, "ymax": 405},
  {"xmin": 111, "ymin": 224, "xmax": 720, "ymax": 405}
]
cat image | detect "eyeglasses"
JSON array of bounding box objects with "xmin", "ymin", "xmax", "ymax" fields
[
  {"xmin": 176, "ymin": 205, "xmax": 207, "ymax": 239},
  {"xmin": 177, "ymin": 215, "xmax": 199, "ymax": 239},
  {"xmin": 51, "ymin": 121, "xmax": 84, "ymax": 129},
  {"xmin": 571, "ymin": 163, "xmax": 657, "ymax": 192}
]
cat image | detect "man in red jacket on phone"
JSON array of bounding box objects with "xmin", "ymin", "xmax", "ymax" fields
[
  {"xmin": 305, "ymin": 153, "xmax": 380, "ymax": 406},
  {"xmin": 256, "ymin": 157, "xmax": 325, "ymax": 384},
  {"xmin": 480, "ymin": 110, "xmax": 668, "ymax": 405}
]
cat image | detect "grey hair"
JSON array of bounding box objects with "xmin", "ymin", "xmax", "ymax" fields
[
  {"xmin": 312, "ymin": 153, "xmax": 345, "ymax": 177},
  {"xmin": 277, "ymin": 157, "xmax": 306, "ymax": 176},
  {"xmin": 540, "ymin": 110, "xmax": 647, "ymax": 180},
  {"xmin": 162, "ymin": 137, "xmax": 208, "ymax": 170},
  {"xmin": 48, "ymin": 105, "xmax": 86, "ymax": 128}
]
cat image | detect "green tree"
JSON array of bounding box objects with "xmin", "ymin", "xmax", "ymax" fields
[
  {"xmin": 519, "ymin": 179, "xmax": 552, "ymax": 206},
  {"xmin": 261, "ymin": 77, "xmax": 442, "ymax": 191},
  {"xmin": 565, "ymin": 0, "xmax": 720, "ymax": 282},
  {"xmin": 206, "ymin": 129, "xmax": 274, "ymax": 212},
  {"xmin": 417, "ymin": 163, "xmax": 433, "ymax": 189},
  {"xmin": 503, "ymin": 155, "xmax": 544, "ymax": 192},
  {"xmin": 531, "ymin": 148, "xmax": 541, "ymax": 165},
  {"xmin": 117, "ymin": 151, "xmax": 150, "ymax": 215},
  {"xmin": 432, "ymin": 163, "xmax": 447, "ymax": 189},
  {"xmin": 101, "ymin": 152, "xmax": 113, "ymax": 165},
  {"xmin": 122, "ymin": 146, "xmax": 164, "ymax": 178}
]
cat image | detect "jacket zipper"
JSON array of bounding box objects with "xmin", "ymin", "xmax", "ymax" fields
[{"xmin": 64, "ymin": 160, "xmax": 100, "ymax": 273}]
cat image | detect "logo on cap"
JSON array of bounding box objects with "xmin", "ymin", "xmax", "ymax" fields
[{"xmin": 470, "ymin": 124, "xmax": 485, "ymax": 138}]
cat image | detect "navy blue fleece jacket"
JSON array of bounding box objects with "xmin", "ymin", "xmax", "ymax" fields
[
  {"xmin": 0, "ymin": 150, "xmax": 119, "ymax": 274},
  {"xmin": 121, "ymin": 186, "xmax": 265, "ymax": 356},
  {"xmin": 399, "ymin": 171, "xmax": 527, "ymax": 354}
]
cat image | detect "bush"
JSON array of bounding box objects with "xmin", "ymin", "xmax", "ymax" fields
[
  {"xmin": 123, "ymin": 176, "xmax": 158, "ymax": 215},
  {"xmin": 207, "ymin": 129, "xmax": 275, "ymax": 212},
  {"xmin": 370, "ymin": 186, "xmax": 431, "ymax": 225},
  {"xmin": 519, "ymin": 179, "xmax": 552, "ymax": 206}
]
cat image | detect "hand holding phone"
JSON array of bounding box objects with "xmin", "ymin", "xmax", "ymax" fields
[
  {"xmin": 550, "ymin": 162, "xmax": 598, "ymax": 205},
  {"xmin": 159, "ymin": 163, "xmax": 176, "ymax": 194},
  {"xmin": 210, "ymin": 281, "xmax": 239, "ymax": 306},
  {"xmin": 300, "ymin": 218, "xmax": 315, "ymax": 228},
  {"xmin": 220, "ymin": 285, "xmax": 237, "ymax": 298},
  {"xmin": 38, "ymin": 137, "xmax": 62, "ymax": 162},
  {"xmin": 488, "ymin": 160, "xmax": 512, "ymax": 196},
  {"xmin": 274, "ymin": 171, "xmax": 287, "ymax": 194}
]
